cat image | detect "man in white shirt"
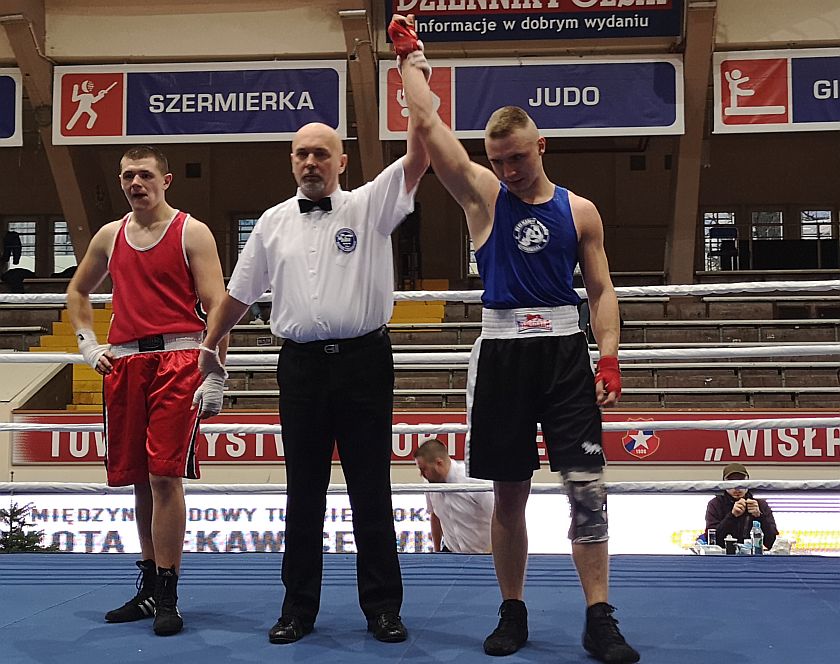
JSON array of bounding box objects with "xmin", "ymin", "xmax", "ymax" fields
[
  {"xmin": 414, "ymin": 438, "xmax": 494, "ymax": 554},
  {"xmin": 195, "ymin": 121, "xmax": 428, "ymax": 645}
]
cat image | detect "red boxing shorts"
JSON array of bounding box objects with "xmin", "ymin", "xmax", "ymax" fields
[{"xmin": 102, "ymin": 348, "xmax": 202, "ymax": 486}]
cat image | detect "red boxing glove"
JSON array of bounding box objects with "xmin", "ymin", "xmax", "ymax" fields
[
  {"xmin": 595, "ymin": 356, "xmax": 622, "ymax": 399},
  {"xmin": 388, "ymin": 16, "xmax": 421, "ymax": 57}
]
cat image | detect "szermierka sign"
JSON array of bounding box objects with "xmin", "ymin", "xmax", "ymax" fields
[{"xmin": 52, "ymin": 61, "xmax": 346, "ymax": 144}]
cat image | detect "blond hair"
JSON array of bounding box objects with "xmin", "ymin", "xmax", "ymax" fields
[{"xmin": 485, "ymin": 106, "xmax": 535, "ymax": 139}]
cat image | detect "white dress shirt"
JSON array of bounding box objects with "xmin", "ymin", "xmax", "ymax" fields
[
  {"xmin": 426, "ymin": 460, "xmax": 495, "ymax": 554},
  {"xmin": 227, "ymin": 158, "xmax": 416, "ymax": 342}
]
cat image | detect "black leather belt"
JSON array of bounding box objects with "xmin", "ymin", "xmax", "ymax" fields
[{"xmin": 284, "ymin": 326, "xmax": 387, "ymax": 354}]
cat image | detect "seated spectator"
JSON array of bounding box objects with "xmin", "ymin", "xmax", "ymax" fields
[
  {"xmin": 413, "ymin": 438, "xmax": 494, "ymax": 553},
  {"xmin": 705, "ymin": 462, "xmax": 778, "ymax": 550},
  {"xmin": 1, "ymin": 267, "xmax": 35, "ymax": 293}
]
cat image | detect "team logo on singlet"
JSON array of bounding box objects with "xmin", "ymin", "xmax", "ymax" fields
[
  {"xmin": 335, "ymin": 228, "xmax": 357, "ymax": 253},
  {"xmin": 513, "ymin": 218, "xmax": 549, "ymax": 253}
]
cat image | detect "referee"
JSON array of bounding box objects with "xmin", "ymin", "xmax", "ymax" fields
[{"xmin": 196, "ymin": 121, "xmax": 428, "ymax": 645}]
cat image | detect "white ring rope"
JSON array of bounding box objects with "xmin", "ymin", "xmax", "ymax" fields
[
  {"xmin": 4, "ymin": 343, "xmax": 840, "ymax": 367},
  {"xmin": 4, "ymin": 417, "xmax": 840, "ymax": 435},
  {"xmin": 612, "ymin": 345, "xmax": 840, "ymax": 361},
  {"xmin": 1, "ymin": 479, "xmax": 839, "ymax": 495},
  {"xmin": 396, "ymin": 280, "xmax": 840, "ymax": 301},
  {"xmin": 4, "ymin": 283, "xmax": 837, "ymax": 501},
  {"xmin": 2, "ymin": 278, "xmax": 840, "ymax": 305}
]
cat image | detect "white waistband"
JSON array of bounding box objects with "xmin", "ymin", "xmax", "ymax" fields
[
  {"xmin": 110, "ymin": 332, "xmax": 203, "ymax": 358},
  {"xmin": 481, "ymin": 306, "xmax": 580, "ymax": 339}
]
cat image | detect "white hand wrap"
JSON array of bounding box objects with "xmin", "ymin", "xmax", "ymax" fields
[
  {"xmin": 76, "ymin": 329, "xmax": 110, "ymax": 370},
  {"xmin": 198, "ymin": 344, "xmax": 227, "ymax": 378},
  {"xmin": 398, "ymin": 49, "xmax": 432, "ymax": 82},
  {"xmin": 192, "ymin": 372, "xmax": 225, "ymax": 419},
  {"xmin": 193, "ymin": 373, "xmax": 225, "ymax": 418}
]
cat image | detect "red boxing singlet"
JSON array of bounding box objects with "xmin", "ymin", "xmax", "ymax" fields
[{"xmin": 107, "ymin": 210, "xmax": 206, "ymax": 344}]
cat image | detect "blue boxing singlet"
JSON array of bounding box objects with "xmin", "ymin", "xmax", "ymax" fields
[{"xmin": 475, "ymin": 183, "xmax": 581, "ymax": 309}]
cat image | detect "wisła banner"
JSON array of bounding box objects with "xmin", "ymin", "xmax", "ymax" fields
[
  {"xmin": 380, "ymin": 56, "xmax": 684, "ymax": 139},
  {"xmin": 713, "ymin": 48, "xmax": 840, "ymax": 134},
  {"xmin": 52, "ymin": 61, "xmax": 346, "ymax": 144},
  {"xmin": 384, "ymin": 1, "xmax": 684, "ymax": 43},
  {"xmin": 0, "ymin": 68, "xmax": 23, "ymax": 147},
  {"xmin": 12, "ymin": 411, "xmax": 840, "ymax": 466}
]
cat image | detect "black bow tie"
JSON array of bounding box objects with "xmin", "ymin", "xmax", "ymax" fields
[{"xmin": 298, "ymin": 197, "xmax": 332, "ymax": 213}]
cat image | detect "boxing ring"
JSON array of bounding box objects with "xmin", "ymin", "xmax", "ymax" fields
[
  {"xmin": 2, "ymin": 280, "xmax": 840, "ymax": 663},
  {"xmin": 2, "ymin": 552, "xmax": 838, "ymax": 663}
]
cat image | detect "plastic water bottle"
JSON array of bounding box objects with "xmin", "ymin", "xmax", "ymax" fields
[{"xmin": 751, "ymin": 520, "xmax": 764, "ymax": 555}]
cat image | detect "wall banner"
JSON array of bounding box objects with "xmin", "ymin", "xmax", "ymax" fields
[
  {"xmin": 713, "ymin": 48, "xmax": 840, "ymax": 134},
  {"xmin": 11, "ymin": 492, "xmax": 837, "ymax": 555},
  {"xmin": 0, "ymin": 68, "xmax": 23, "ymax": 147},
  {"xmin": 52, "ymin": 61, "xmax": 346, "ymax": 144},
  {"xmin": 384, "ymin": 1, "xmax": 684, "ymax": 43},
  {"xmin": 12, "ymin": 411, "xmax": 840, "ymax": 466},
  {"xmin": 379, "ymin": 56, "xmax": 683, "ymax": 139}
]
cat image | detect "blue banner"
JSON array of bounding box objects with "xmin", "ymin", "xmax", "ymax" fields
[
  {"xmin": 379, "ymin": 57, "xmax": 683, "ymax": 139},
  {"xmin": 126, "ymin": 68, "xmax": 342, "ymax": 138},
  {"xmin": 791, "ymin": 56, "xmax": 840, "ymax": 125},
  {"xmin": 456, "ymin": 62, "xmax": 679, "ymax": 135},
  {"xmin": 0, "ymin": 69, "xmax": 22, "ymax": 146},
  {"xmin": 385, "ymin": 0, "xmax": 683, "ymax": 43},
  {"xmin": 53, "ymin": 62, "xmax": 346, "ymax": 144}
]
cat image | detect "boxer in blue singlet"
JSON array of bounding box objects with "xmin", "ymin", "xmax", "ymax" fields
[{"xmin": 394, "ymin": 14, "xmax": 639, "ymax": 664}]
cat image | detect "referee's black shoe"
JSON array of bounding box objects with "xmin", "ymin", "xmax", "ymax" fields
[
  {"xmin": 152, "ymin": 566, "xmax": 183, "ymax": 636},
  {"xmin": 583, "ymin": 603, "xmax": 640, "ymax": 663},
  {"xmin": 367, "ymin": 612, "xmax": 408, "ymax": 642},
  {"xmin": 268, "ymin": 615, "xmax": 313, "ymax": 643},
  {"xmin": 104, "ymin": 559, "xmax": 156, "ymax": 623},
  {"xmin": 483, "ymin": 599, "xmax": 528, "ymax": 656}
]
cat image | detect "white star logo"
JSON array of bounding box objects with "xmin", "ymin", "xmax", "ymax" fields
[{"xmin": 629, "ymin": 431, "xmax": 653, "ymax": 451}]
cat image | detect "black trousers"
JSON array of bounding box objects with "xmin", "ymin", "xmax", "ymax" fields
[{"xmin": 277, "ymin": 328, "xmax": 402, "ymax": 625}]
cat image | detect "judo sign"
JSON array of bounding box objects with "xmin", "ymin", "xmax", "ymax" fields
[{"xmin": 622, "ymin": 422, "xmax": 661, "ymax": 460}]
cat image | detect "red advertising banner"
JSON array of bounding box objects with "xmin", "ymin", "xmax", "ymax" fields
[
  {"xmin": 607, "ymin": 413, "xmax": 840, "ymax": 464},
  {"xmin": 11, "ymin": 413, "xmax": 463, "ymax": 465},
  {"xmin": 10, "ymin": 411, "xmax": 840, "ymax": 465}
]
